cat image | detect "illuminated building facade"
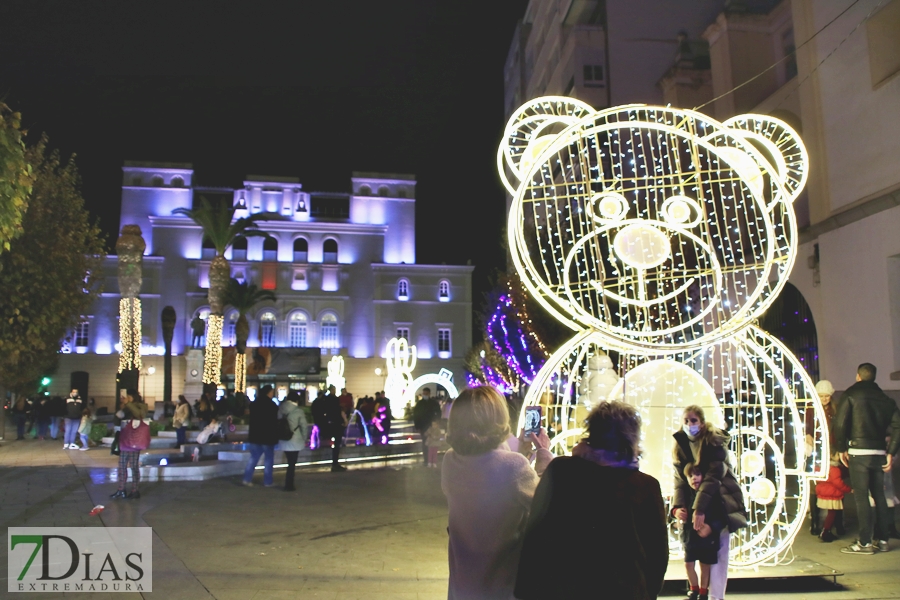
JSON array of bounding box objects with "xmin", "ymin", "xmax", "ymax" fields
[{"xmin": 53, "ymin": 164, "xmax": 473, "ymax": 408}]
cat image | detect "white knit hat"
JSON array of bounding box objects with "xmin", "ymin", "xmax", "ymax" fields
[{"xmin": 815, "ymin": 380, "xmax": 834, "ymax": 396}]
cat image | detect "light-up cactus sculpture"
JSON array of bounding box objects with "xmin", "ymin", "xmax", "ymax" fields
[
  {"xmin": 117, "ymin": 225, "xmax": 145, "ymax": 374},
  {"xmin": 499, "ymin": 97, "xmax": 829, "ymax": 567},
  {"xmin": 383, "ymin": 337, "xmax": 417, "ymax": 416},
  {"xmin": 326, "ymin": 355, "xmax": 346, "ymax": 392}
]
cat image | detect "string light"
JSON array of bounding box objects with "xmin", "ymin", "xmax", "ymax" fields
[
  {"xmin": 117, "ymin": 297, "xmax": 142, "ymax": 372},
  {"xmin": 234, "ymin": 352, "xmax": 246, "ymax": 393},
  {"xmin": 502, "ymin": 98, "xmax": 827, "ymax": 568},
  {"xmin": 203, "ymin": 315, "xmax": 223, "ymax": 384}
]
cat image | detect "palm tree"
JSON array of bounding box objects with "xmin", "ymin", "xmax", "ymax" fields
[
  {"xmin": 224, "ymin": 278, "xmax": 276, "ymax": 392},
  {"xmin": 172, "ymin": 196, "xmax": 284, "ymax": 385}
]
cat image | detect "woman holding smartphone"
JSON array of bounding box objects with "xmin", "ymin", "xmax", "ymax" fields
[{"xmin": 441, "ymin": 387, "xmax": 552, "ymax": 600}]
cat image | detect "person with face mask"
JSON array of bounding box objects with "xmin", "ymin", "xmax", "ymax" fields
[{"xmin": 671, "ymin": 405, "xmax": 747, "ymax": 600}]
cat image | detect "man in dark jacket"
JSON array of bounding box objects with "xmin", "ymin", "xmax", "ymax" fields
[
  {"xmin": 412, "ymin": 387, "xmax": 441, "ymax": 464},
  {"xmin": 313, "ymin": 385, "xmax": 347, "ymax": 471},
  {"xmin": 242, "ymin": 385, "xmax": 279, "ymax": 487},
  {"xmin": 63, "ymin": 389, "xmax": 83, "ymax": 449},
  {"xmin": 835, "ymin": 363, "xmax": 900, "ymax": 554}
]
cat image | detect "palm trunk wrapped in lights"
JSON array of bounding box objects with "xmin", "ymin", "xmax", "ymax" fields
[
  {"xmin": 116, "ymin": 225, "xmax": 145, "ymax": 373},
  {"xmin": 172, "ymin": 196, "xmax": 285, "ymax": 389},
  {"xmin": 224, "ymin": 280, "xmax": 274, "ymax": 393},
  {"xmin": 203, "ymin": 254, "xmax": 230, "ymax": 384}
]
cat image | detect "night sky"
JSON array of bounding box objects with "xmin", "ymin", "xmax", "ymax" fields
[{"xmin": 0, "ymin": 1, "xmax": 528, "ymax": 311}]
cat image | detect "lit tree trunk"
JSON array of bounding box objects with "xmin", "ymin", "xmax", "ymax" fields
[
  {"xmin": 117, "ymin": 225, "xmax": 145, "ymax": 375},
  {"xmin": 161, "ymin": 306, "xmax": 176, "ymax": 403},
  {"xmin": 234, "ymin": 313, "xmax": 249, "ymax": 393},
  {"xmin": 203, "ymin": 254, "xmax": 229, "ymax": 384}
]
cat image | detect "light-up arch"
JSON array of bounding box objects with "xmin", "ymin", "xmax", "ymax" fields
[{"xmin": 403, "ymin": 369, "xmax": 459, "ymax": 405}]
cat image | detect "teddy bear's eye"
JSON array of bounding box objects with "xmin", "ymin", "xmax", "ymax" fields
[
  {"xmin": 592, "ymin": 192, "xmax": 628, "ymax": 221},
  {"xmin": 661, "ymin": 195, "xmax": 701, "ymax": 227}
]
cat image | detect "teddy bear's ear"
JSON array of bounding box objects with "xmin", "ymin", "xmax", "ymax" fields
[
  {"xmin": 723, "ymin": 114, "xmax": 808, "ymax": 205},
  {"xmin": 498, "ymin": 96, "xmax": 594, "ymax": 196}
]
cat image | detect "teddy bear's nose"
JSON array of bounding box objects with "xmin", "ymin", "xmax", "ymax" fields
[{"xmin": 613, "ymin": 224, "xmax": 671, "ymax": 269}]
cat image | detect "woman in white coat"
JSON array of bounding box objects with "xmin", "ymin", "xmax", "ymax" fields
[{"xmin": 278, "ymin": 390, "xmax": 309, "ymax": 491}]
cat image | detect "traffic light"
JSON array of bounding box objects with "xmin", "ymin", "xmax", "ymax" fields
[{"xmin": 41, "ymin": 377, "xmax": 51, "ymax": 387}]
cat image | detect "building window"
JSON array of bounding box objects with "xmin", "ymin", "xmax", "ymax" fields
[
  {"xmin": 261, "ymin": 263, "xmax": 277, "ymax": 290},
  {"xmin": 438, "ymin": 328, "xmax": 451, "ymax": 358},
  {"xmin": 781, "ymin": 28, "xmax": 798, "ymax": 81},
  {"xmin": 867, "ymin": 0, "xmax": 900, "ymax": 87},
  {"xmin": 396, "ymin": 327, "xmax": 409, "ymax": 342},
  {"xmin": 201, "ymin": 236, "xmax": 216, "ymax": 260},
  {"xmin": 358, "ymin": 185, "xmax": 372, "ymax": 196},
  {"xmin": 583, "ymin": 64, "xmax": 605, "ymax": 87},
  {"xmin": 320, "ymin": 313, "xmax": 339, "ymax": 349},
  {"xmin": 74, "ymin": 321, "xmax": 89, "ymax": 348},
  {"xmin": 151, "ymin": 175, "xmax": 164, "ymax": 187},
  {"xmin": 378, "ymin": 185, "xmax": 389, "ymax": 196},
  {"xmin": 439, "ymin": 280, "xmax": 450, "ymax": 302},
  {"xmin": 263, "ymin": 236, "xmax": 278, "ymax": 261},
  {"xmin": 232, "ymin": 236, "xmax": 248, "ymax": 261},
  {"xmin": 260, "ymin": 311, "xmax": 277, "ymax": 347},
  {"xmin": 323, "ymin": 239, "xmax": 338, "ymax": 263},
  {"xmin": 226, "ymin": 312, "xmax": 238, "ymax": 346},
  {"xmin": 171, "ymin": 176, "xmax": 184, "ymax": 188},
  {"xmin": 397, "ymin": 279, "xmax": 409, "ymax": 301},
  {"xmin": 131, "ymin": 176, "xmax": 142, "ymax": 186},
  {"xmin": 293, "ymin": 238, "xmax": 308, "ymax": 262},
  {"xmin": 289, "ymin": 312, "xmax": 308, "ymax": 347},
  {"xmin": 397, "ymin": 188, "xmax": 408, "ymax": 198}
]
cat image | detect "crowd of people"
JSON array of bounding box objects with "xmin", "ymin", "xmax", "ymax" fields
[
  {"xmin": 9, "ymin": 389, "xmax": 99, "ymax": 450},
  {"xmin": 6, "ymin": 361, "xmax": 900, "ymax": 599},
  {"xmin": 439, "ymin": 361, "xmax": 900, "ymax": 600}
]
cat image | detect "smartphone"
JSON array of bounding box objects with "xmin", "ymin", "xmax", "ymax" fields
[{"xmin": 524, "ymin": 406, "xmax": 542, "ymax": 436}]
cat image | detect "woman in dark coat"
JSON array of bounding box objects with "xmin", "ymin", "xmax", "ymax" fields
[
  {"xmin": 672, "ymin": 405, "xmax": 747, "ymax": 600},
  {"xmin": 515, "ymin": 401, "xmax": 669, "ymax": 600}
]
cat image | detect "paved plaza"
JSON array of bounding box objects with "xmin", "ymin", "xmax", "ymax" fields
[{"xmin": 1, "ymin": 437, "xmax": 899, "ymax": 599}]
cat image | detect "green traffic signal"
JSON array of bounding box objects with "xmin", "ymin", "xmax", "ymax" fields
[{"xmin": 40, "ymin": 377, "xmax": 51, "ymax": 386}]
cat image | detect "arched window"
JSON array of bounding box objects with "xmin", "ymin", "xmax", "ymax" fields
[
  {"xmin": 226, "ymin": 311, "xmax": 238, "ymax": 346},
  {"xmin": 319, "ymin": 313, "xmax": 339, "ymax": 349},
  {"xmin": 259, "ymin": 311, "xmax": 277, "ymax": 347},
  {"xmin": 151, "ymin": 175, "xmax": 164, "ymax": 187},
  {"xmin": 397, "ymin": 278, "xmax": 410, "ymax": 301},
  {"xmin": 323, "ymin": 239, "xmax": 338, "ymax": 263},
  {"xmin": 289, "ymin": 312, "xmax": 308, "ymax": 347},
  {"xmin": 397, "ymin": 187, "xmax": 408, "ymax": 198},
  {"xmin": 358, "ymin": 185, "xmax": 371, "ymax": 196},
  {"xmin": 201, "ymin": 236, "xmax": 216, "ymax": 260},
  {"xmin": 171, "ymin": 176, "xmax": 184, "ymax": 188},
  {"xmin": 263, "ymin": 236, "xmax": 278, "ymax": 261},
  {"xmin": 131, "ymin": 176, "xmax": 143, "ymax": 186},
  {"xmin": 439, "ymin": 280, "xmax": 450, "ymax": 301},
  {"xmin": 232, "ymin": 236, "xmax": 248, "ymax": 261},
  {"xmin": 378, "ymin": 185, "xmax": 389, "ymax": 197},
  {"xmin": 293, "ymin": 238, "xmax": 308, "ymax": 262}
]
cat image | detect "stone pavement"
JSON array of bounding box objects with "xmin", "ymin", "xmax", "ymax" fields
[{"xmin": 2, "ymin": 437, "xmax": 900, "ymax": 599}]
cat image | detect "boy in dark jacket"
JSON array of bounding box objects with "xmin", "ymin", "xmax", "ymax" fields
[{"xmin": 680, "ymin": 463, "xmax": 727, "ymax": 600}]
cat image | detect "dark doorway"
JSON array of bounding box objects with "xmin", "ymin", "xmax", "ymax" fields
[
  {"xmin": 70, "ymin": 371, "xmax": 89, "ymax": 399},
  {"xmin": 759, "ymin": 282, "xmax": 819, "ymax": 380}
]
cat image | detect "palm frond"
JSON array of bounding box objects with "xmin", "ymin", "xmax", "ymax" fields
[
  {"xmin": 173, "ymin": 197, "xmax": 288, "ymax": 254},
  {"xmin": 224, "ymin": 278, "xmax": 277, "ymax": 315}
]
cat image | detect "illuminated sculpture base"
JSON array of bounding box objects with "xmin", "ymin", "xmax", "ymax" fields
[{"xmin": 519, "ymin": 326, "xmax": 827, "ymax": 568}]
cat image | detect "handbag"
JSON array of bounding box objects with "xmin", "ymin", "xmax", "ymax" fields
[
  {"xmin": 120, "ymin": 420, "xmax": 151, "ymax": 451},
  {"xmin": 110, "ymin": 430, "xmax": 121, "ymax": 456}
]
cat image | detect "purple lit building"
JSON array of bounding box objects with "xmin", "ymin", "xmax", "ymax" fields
[{"xmin": 53, "ymin": 162, "xmax": 473, "ymax": 409}]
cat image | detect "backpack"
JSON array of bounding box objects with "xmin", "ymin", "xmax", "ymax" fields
[{"xmin": 277, "ymin": 416, "xmax": 296, "ymax": 441}]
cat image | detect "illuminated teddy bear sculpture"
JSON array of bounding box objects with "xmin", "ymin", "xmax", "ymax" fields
[{"xmin": 499, "ymin": 97, "xmax": 829, "ymax": 567}]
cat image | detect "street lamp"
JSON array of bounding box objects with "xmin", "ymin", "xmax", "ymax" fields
[{"xmin": 142, "ymin": 365, "xmax": 156, "ymax": 400}]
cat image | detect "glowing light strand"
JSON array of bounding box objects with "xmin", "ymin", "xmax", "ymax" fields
[
  {"xmin": 203, "ymin": 315, "xmax": 224, "ymax": 384},
  {"xmin": 117, "ymin": 297, "xmax": 142, "ymax": 372}
]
